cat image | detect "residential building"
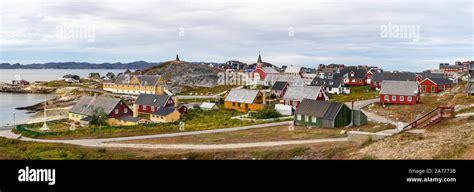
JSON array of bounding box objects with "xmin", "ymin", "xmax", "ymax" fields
[
  {"xmin": 133, "ymin": 94, "xmax": 175, "ymax": 116},
  {"xmin": 379, "ymin": 81, "xmax": 420, "ymax": 105},
  {"xmin": 294, "ymin": 99, "xmax": 367, "ymax": 128},
  {"xmin": 311, "ymin": 78, "xmax": 350, "ymax": 94},
  {"xmin": 270, "ymin": 81, "xmax": 289, "ymax": 97},
  {"xmin": 61, "ymin": 74, "xmax": 80, "ymax": 83},
  {"xmin": 69, "ymin": 96, "xmax": 133, "ymax": 126},
  {"xmin": 224, "ymin": 88, "xmax": 265, "ymax": 112},
  {"xmin": 283, "ymin": 86, "xmax": 327, "ymax": 108},
  {"xmin": 274, "ymin": 104, "xmax": 293, "ymax": 116},
  {"xmin": 284, "ymin": 66, "xmax": 303, "ymax": 76},
  {"xmin": 337, "ymin": 67, "xmax": 368, "ymax": 86},
  {"xmin": 149, "ymin": 107, "xmax": 181, "ymax": 123},
  {"xmin": 420, "ymin": 78, "xmax": 454, "ymax": 93},
  {"xmin": 103, "ymin": 74, "xmax": 166, "ymax": 95},
  {"xmin": 371, "ymin": 72, "xmax": 417, "ymax": 90},
  {"xmin": 88, "ymin": 73, "xmax": 101, "ymax": 80},
  {"xmin": 199, "ymin": 102, "xmax": 218, "ymax": 110}
]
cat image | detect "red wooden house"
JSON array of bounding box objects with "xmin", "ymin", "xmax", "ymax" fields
[
  {"xmin": 134, "ymin": 94, "xmax": 174, "ymax": 115},
  {"xmin": 270, "ymin": 81, "xmax": 289, "ymax": 97},
  {"xmin": 420, "ymin": 78, "xmax": 454, "ymax": 93},
  {"xmin": 379, "ymin": 81, "xmax": 420, "ymax": 105},
  {"xmin": 336, "ymin": 67, "xmax": 368, "ymax": 86}
]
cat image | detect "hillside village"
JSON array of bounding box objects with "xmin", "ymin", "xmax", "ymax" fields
[{"xmin": 2, "ymin": 54, "xmax": 474, "ymax": 159}]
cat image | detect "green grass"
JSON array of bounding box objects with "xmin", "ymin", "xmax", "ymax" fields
[
  {"xmin": 16, "ymin": 108, "xmax": 273, "ymax": 139},
  {"xmin": 329, "ymin": 86, "xmax": 378, "ymax": 102},
  {"xmin": 0, "ymin": 137, "xmax": 136, "ymax": 160},
  {"xmin": 179, "ymin": 85, "xmax": 238, "ymax": 95}
]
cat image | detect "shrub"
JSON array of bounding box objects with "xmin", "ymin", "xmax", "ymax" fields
[{"xmin": 250, "ymin": 108, "xmax": 282, "ymax": 119}]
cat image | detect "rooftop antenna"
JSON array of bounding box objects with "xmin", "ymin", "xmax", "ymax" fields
[{"xmin": 40, "ymin": 96, "xmax": 49, "ymax": 131}]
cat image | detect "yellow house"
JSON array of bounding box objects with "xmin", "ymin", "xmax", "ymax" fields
[
  {"xmin": 68, "ymin": 95, "xmax": 139, "ymax": 126},
  {"xmin": 150, "ymin": 107, "xmax": 181, "ymax": 123},
  {"xmin": 224, "ymin": 88, "xmax": 265, "ymax": 112},
  {"xmin": 103, "ymin": 75, "xmax": 166, "ymax": 95}
]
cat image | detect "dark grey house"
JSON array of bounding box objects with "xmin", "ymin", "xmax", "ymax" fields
[{"xmin": 294, "ymin": 99, "xmax": 367, "ymax": 128}]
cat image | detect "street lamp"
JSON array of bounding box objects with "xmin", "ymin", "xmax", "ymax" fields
[{"xmin": 413, "ymin": 90, "xmax": 418, "ymax": 127}]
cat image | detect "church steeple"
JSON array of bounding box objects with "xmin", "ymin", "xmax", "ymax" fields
[
  {"xmin": 257, "ymin": 51, "xmax": 262, "ymax": 63},
  {"xmin": 176, "ymin": 54, "xmax": 180, "ymax": 61}
]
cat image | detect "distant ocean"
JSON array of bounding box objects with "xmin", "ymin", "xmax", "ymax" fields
[{"xmin": 0, "ymin": 69, "xmax": 126, "ymax": 83}]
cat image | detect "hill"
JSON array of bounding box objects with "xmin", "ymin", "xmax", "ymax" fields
[
  {"xmin": 0, "ymin": 61, "xmax": 157, "ymax": 69},
  {"xmin": 138, "ymin": 59, "xmax": 221, "ymax": 92}
]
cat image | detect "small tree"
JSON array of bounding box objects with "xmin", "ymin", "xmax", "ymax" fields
[{"xmin": 89, "ymin": 108, "xmax": 109, "ymax": 127}]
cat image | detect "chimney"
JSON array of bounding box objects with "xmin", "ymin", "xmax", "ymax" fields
[{"xmin": 133, "ymin": 104, "xmax": 138, "ymax": 117}]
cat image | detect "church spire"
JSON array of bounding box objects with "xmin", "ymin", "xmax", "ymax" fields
[
  {"xmin": 176, "ymin": 54, "xmax": 180, "ymax": 61},
  {"xmin": 257, "ymin": 51, "xmax": 262, "ymax": 63}
]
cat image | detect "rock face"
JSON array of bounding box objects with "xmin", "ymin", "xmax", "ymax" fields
[{"xmin": 139, "ymin": 60, "xmax": 220, "ymax": 92}]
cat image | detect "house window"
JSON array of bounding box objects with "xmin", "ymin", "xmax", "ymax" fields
[
  {"xmin": 392, "ymin": 96, "xmax": 396, "ymax": 101},
  {"xmin": 408, "ymin": 96, "xmax": 413, "ymax": 102},
  {"xmin": 423, "ymin": 85, "xmax": 427, "ymax": 92},
  {"xmin": 305, "ymin": 115, "xmax": 309, "ymax": 122},
  {"xmin": 151, "ymin": 107, "xmax": 155, "ymax": 111},
  {"xmin": 312, "ymin": 116, "xmax": 317, "ymax": 123},
  {"xmin": 431, "ymin": 86, "xmax": 435, "ymax": 92},
  {"xmin": 237, "ymin": 103, "xmax": 241, "ymax": 107},
  {"xmin": 400, "ymin": 96, "xmax": 404, "ymax": 101},
  {"xmin": 124, "ymin": 108, "xmax": 128, "ymax": 113},
  {"xmin": 384, "ymin": 95, "xmax": 389, "ymax": 101},
  {"xmin": 296, "ymin": 114, "xmax": 302, "ymax": 120},
  {"xmin": 115, "ymin": 109, "xmax": 119, "ymax": 114},
  {"xmin": 142, "ymin": 105, "xmax": 146, "ymax": 110}
]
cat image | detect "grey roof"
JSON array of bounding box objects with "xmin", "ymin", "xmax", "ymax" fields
[
  {"xmin": 372, "ymin": 72, "xmax": 416, "ymax": 82},
  {"xmin": 283, "ymin": 86, "xmax": 323, "ymax": 101},
  {"xmin": 135, "ymin": 94, "xmax": 170, "ymax": 107},
  {"xmin": 264, "ymin": 74, "xmax": 304, "ymax": 85},
  {"xmin": 339, "ymin": 67, "xmax": 367, "ymax": 79},
  {"xmin": 271, "ymin": 81, "xmax": 288, "ymax": 91},
  {"xmin": 380, "ymin": 81, "xmax": 419, "ymax": 96},
  {"xmin": 262, "ymin": 67, "xmax": 279, "ymax": 74},
  {"xmin": 225, "ymin": 88, "xmax": 260, "ymax": 104},
  {"xmin": 425, "ymin": 78, "xmax": 453, "ymax": 85},
  {"xmin": 114, "ymin": 74, "xmax": 162, "ymax": 86},
  {"xmin": 311, "ymin": 78, "xmax": 342, "ymax": 88},
  {"xmin": 117, "ymin": 115, "xmax": 143, "ymax": 122},
  {"xmin": 284, "ymin": 66, "xmax": 302, "ymax": 74},
  {"xmin": 420, "ymin": 71, "xmax": 444, "ymax": 79},
  {"xmin": 295, "ymin": 99, "xmax": 344, "ymax": 120},
  {"xmin": 152, "ymin": 107, "xmax": 176, "ymax": 116},
  {"xmin": 70, "ymin": 96, "xmax": 122, "ymax": 116}
]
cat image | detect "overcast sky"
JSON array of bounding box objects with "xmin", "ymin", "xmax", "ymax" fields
[{"xmin": 0, "ymin": 0, "xmax": 472, "ymax": 71}]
